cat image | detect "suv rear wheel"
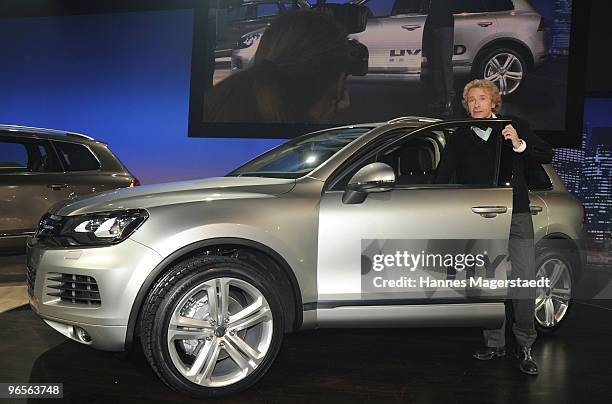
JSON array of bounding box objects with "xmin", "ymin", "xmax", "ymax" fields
[
  {"xmin": 140, "ymin": 255, "xmax": 284, "ymax": 398},
  {"xmin": 475, "ymin": 47, "xmax": 526, "ymax": 95},
  {"xmin": 534, "ymin": 249, "xmax": 574, "ymax": 333}
]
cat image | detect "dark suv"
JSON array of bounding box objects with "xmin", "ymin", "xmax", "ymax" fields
[{"xmin": 0, "ymin": 125, "xmax": 138, "ymax": 253}]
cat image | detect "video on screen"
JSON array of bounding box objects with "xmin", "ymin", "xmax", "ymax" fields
[{"xmin": 204, "ymin": 0, "xmax": 573, "ymax": 131}]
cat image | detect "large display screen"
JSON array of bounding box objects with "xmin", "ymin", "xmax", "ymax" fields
[{"xmin": 194, "ymin": 0, "xmax": 582, "ymax": 140}]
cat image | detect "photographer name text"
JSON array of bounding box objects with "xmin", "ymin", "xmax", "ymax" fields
[{"xmin": 372, "ymin": 276, "xmax": 551, "ymax": 290}]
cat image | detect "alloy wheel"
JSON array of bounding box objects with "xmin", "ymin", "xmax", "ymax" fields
[
  {"xmin": 535, "ymin": 258, "xmax": 572, "ymax": 328},
  {"xmin": 166, "ymin": 277, "xmax": 274, "ymax": 388},
  {"xmin": 484, "ymin": 52, "xmax": 524, "ymax": 95}
]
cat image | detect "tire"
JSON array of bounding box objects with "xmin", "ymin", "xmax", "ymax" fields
[
  {"xmin": 474, "ymin": 47, "xmax": 527, "ymax": 95},
  {"xmin": 534, "ymin": 249, "xmax": 574, "ymax": 334},
  {"xmin": 140, "ymin": 254, "xmax": 284, "ymax": 398}
]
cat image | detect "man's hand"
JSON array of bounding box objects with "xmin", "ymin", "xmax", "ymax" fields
[{"xmin": 502, "ymin": 124, "xmax": 522, "ymax": 149}]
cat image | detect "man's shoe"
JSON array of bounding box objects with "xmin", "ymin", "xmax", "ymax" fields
[
  {"xmin": 517, "ymin": 346, "xmax": 539, "ymax": 375},
  {"xmin": 473, "ymin": 346, "xmax": 506, "ymax": 361}
]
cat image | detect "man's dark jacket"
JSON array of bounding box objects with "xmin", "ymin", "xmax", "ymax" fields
[
  {"xmin": 435, "ymin": 115, "xmax": 554, "ymax": 213},
  {"xmin": 425, "ymin": 0, "xmax": 455, "ymax": 28}
]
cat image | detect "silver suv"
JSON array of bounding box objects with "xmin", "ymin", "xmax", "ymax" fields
[
  {"xmin": 27, "ymin": 117, "xmax": 583, "ymax": 397},
  {"xmin": 0, "ymin": 125, "xmax": 139, "ymax": 254},
  {"xmin": 231, "ymin": 0, "xmax": 547, "ymax": 94}
]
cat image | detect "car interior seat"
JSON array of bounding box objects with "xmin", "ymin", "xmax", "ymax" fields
[{"xmin": 396, "ymin": 148, "xmax": 433, "ymax": 184}]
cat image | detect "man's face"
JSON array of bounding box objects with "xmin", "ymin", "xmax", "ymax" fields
[{"xmin": 466, "ymin": 87, "xmax": 496, "ymax": 119}]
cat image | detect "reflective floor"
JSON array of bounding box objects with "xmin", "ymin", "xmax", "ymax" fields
[
  {"xmin": 1, "ymin": 253, "xmax": 611, "ymax": 403},
  {"xmin": 1, "ymin": 301, "xmax": 611, "ymax": 403}
]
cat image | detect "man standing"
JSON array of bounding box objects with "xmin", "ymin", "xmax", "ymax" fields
[
  {"xmin": 423, "ymin": 0, "xmax": 455, "ymax": 117},
  {"xmin": 436, "ymin": 79, "xmax": 554, "ymax": 375}
]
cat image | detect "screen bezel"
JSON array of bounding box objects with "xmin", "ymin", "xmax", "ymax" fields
[{"xmin": 189, "ymin": 0, "xmax": 589, "ymax": 148}]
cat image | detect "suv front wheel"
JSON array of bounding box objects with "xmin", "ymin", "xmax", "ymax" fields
[{"xmin": 140, "ymin": 255, "xmax": 284, "ymax": 398}]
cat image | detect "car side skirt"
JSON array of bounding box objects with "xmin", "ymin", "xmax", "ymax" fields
[{"xmin": 312, "ymin": 302, "xmax": 505, "ymax": 329}]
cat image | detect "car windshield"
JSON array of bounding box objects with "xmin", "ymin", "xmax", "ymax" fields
[{"xmin": 227, "ymin": 127, "xmax": 374, "ymax": 179}]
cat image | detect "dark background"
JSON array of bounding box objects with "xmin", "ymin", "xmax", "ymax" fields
[{"xmin": 585, "ymin": 0, "xmax": 612, "ymax": 94}]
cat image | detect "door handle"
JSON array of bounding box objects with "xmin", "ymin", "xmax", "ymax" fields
[
  {"xmin": 478, "ymin": 21, "xmax": 493, "ymax": 27},
  {"xmin": 401, "ymin": 24, "xmax": 422, "ymax": 31},
  {"xmin": 530, "ymin": 205, "xmax": 543, "ymax": 215},
  {"xmin": 47, "ymin": 184, "xmax": 68, "ymax": 190},
  {"xmin": 472, "ymin": 206, "xmax": 508, "ymax": 218}
]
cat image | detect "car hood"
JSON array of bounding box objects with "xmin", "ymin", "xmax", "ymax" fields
[{"xmin": 51, "ymin": 177, "xmax": 296, "ymax": 216}]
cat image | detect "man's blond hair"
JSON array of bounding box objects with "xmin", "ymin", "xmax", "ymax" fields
[{"xmin": 462, "ymin": 79, "xmax": 502, "ymax": 114}]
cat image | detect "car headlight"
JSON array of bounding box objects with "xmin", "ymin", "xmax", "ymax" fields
[
  {"xmin": 238, "ymin": 32, "xmax": 262, "ymax": 49},
  {"xmin": 36, "ymin": 209, "xmax": 148, "ymax": 247}
]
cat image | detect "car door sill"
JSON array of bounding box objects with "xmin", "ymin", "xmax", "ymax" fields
[{"xmin": 315, "ymin": 303, "xmax": 505, "ymax": 328}]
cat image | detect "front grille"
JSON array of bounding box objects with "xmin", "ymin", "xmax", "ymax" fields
[
  {"xmin": 46, "ymin": 273, "xmax": 101, "ymax": 306},
  {"xmin": 26, "ymin": 264, "xmax": 36, "ymax": 295}
]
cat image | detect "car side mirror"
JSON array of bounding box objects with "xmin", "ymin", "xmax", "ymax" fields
[{"xmin": 342, "ymin": 162, "xmax": 396, "ymax": 204}]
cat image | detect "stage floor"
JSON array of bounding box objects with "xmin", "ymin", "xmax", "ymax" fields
[
  {"xmin": 2, "ymin": 253, "xmax": 611, "ymax": 403},
  {"xmin": 1, "ymin": 300, "xmax": 611, "ymax": 403}
]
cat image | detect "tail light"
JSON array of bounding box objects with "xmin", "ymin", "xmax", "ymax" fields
[
  {"xmin": 537, "ymin": 17, "xmax": 545, "ymax": 32},
  {"xmin": 129, "ymin": 178, "xmax": 140, "ymax": 188}
]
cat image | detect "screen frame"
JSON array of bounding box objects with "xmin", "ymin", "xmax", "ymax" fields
[{"xmin": 189, "ymin": 0, "xmax": 590, "ymax": 147}]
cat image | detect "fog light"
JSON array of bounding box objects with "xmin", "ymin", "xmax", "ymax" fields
[{"xmin": 74, "ymin": 326, "xmax": 92, "ymax": 343}]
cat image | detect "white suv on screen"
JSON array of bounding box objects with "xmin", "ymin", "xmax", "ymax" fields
[{"xmin": 232, "ymin": 0, "xmax": 548, "ymax": 94}]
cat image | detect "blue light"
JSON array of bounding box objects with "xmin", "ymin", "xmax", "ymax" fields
[{"xmin": 0, "ymin": 10, "xmax": 284, "ymax": 185}]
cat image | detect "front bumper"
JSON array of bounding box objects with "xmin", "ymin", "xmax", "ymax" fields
[
  {"xmin": 533, "ymin": 50, "xmax": 548, "ymax": 69},
  {"xmin": 27, "ymin": 237, "xmax": 163, "ymax": 351}
]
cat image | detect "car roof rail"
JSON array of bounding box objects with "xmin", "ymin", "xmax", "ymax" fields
[
  {"xmin": 0, "ymin": 124, "xmax": 95, "ymax": 141},
  {"xmin": 386, "ymin": 116, "xmax": 441, "ymax": 124}
]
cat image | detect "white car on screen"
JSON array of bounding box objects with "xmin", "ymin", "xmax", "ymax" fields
[{"xmin": 231, "ymin": 0, "xmax": 548, "ymax": 95}]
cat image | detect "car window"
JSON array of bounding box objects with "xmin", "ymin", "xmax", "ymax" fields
[
  {"xmin": 0, "ymin": 138, "xmax": 61, "ymax": 173},
  {"xmin": 228, "ymin": 127, "xmax": 373, "ymax": 179},
  {"xmin": 35, "ymin": 143, "xmax": 62, "ymax": 172},
  {"xmin": 227, "ymin": 5, "xmax": 249, "ymax": 22},
  {"xmin": 392, "ymin": 0, "xmax": 427, "ymax": 14},
  {"xmin": 454, "ymin": 0, "xmax": 487, "ymax": 13},
  {"xmin": 285, "ymin": 1, "xmax": 301, "ymax": 10},
  {"xmin": 333, "ymin": 129, "xmax": 440, "ymax": 190},
  {"xmin": 331, "ymin": 122, "xmax": 506, "ymax": 190},
  {"xmin": 333, "ymin": 129, "xmax": 447, "ymax": 189},
  {"xmin": 363, "ymin": 0, "xmax": 396, "ymax": 18},
  {"xmin": 256, "ymin": 3, "xmax": 279, "ymax": 18},
  {"xmin": 483, "ymin": 0, "xmax": 514, "ymax": 12},
  {"xmin": 378, "ymin": 133, "xmax": 443, "ymax": 186},
  {"xmin": 0, "ymin": 141, "xmax": 28, "ymax": 170},
  {"xmin": 53, "ymin": 141, "xmax": 101, "ymax": 171}
]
